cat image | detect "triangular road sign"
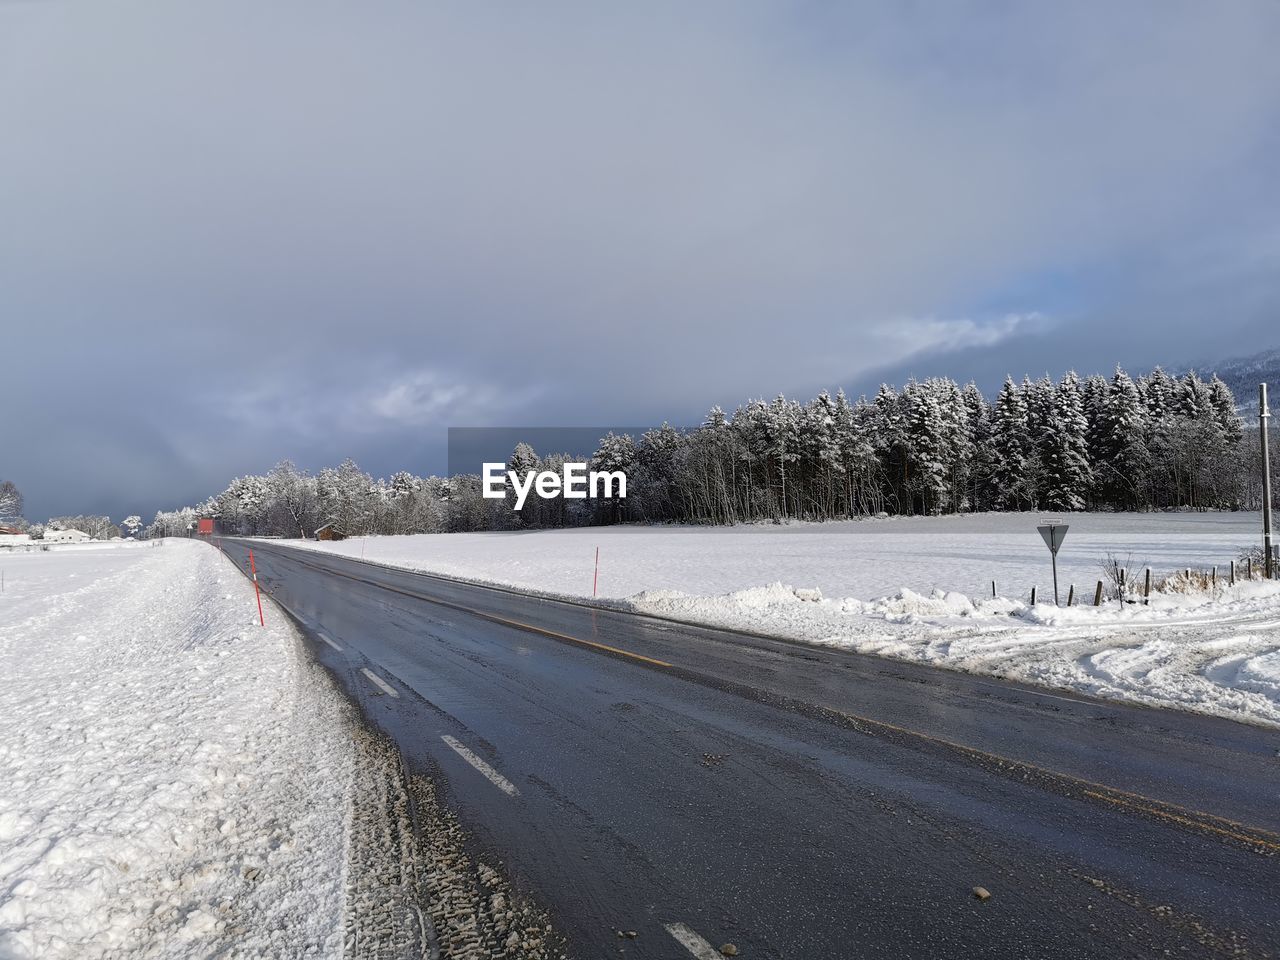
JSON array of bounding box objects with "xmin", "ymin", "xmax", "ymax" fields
[{"xmin": 1038, "ymin": 523, "xmax": 1068, "ymax": 555}]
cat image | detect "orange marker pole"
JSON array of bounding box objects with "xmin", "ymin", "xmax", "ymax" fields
[{"xmin": 249, "ymin": 549, "xmax": 265, "ymax": 626}]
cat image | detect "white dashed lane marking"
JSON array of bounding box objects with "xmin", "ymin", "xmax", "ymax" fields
[
  {"xmin": 316, "ymin": 631, "xmax": 343, "ymax": 652},
  {"xmin": 361, "ymin": 667, "xmax": 399, "ymax": 698},
  {"xmin": 441, "ymin": 735, "xmax": 519, "ymax": 797},
  {"xmin": 664, "ymin": 923, "xmax": 722, "ymax": 959}
]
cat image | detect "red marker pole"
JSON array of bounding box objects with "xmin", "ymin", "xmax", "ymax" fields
[
  {"xmin": 593, "ymin": 546, "xmax": 599, "ymax": 598},
  {"xmin": 248, "ymin": 549, "xmax": 265, "ymax": 626}
]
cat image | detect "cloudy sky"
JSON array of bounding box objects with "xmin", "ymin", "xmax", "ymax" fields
[{"xmin": 4, "ymin": 1, "xmax": 1280, "ymax": 521}]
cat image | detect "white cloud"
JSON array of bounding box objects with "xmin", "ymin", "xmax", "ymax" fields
[
  {"xmin": 368, "ymin": 371, "xmax": 519, "ymax": 428},
  {"xmin": 874, "ymin": 313, "xmax": 1051, "ymax": 361}
]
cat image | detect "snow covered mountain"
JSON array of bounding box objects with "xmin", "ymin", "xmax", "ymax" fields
[{"xmin": 1184, "ymin": 348, "xmax": 1280, "ymax": 416}]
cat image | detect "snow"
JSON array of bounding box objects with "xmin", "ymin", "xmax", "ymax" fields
[
  {"xmin": 0, "ymin": 539, "xmax": 353, "ymax": 959},
  {"xmin": 287, "ymin": 512, "xmax": 1280, "ymax": 727}
]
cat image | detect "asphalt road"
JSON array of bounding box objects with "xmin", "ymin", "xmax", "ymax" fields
[{"xmin": 218, "ymin": 538, "xmax": 1280, "ymax": 960}]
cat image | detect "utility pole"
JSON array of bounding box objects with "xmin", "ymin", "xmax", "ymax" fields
[{"xmin": 1262, "ymin": 383, "xmax": 1274, "ymax": 579}]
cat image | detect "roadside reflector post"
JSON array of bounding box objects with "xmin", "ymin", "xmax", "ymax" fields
[
  {"xmin": 1118, "ymin": 568, "xmax": 1125, "ymax": 608},
  {"xmin": 249, "ymin": 549, "xmax": 265, "ymax": 626},
  {"xmin": 1030, "ymin": 585, "xmax": 1037, "ymax": 605},
  {"xmin": 1230, "ymin": 560, "xmax": 1236, "ymax": 585},
  {"xmin": 1093, "ymin": 580, "xmax": 1104, "ymax": 606},
  {"xmin": 991, "ymin": 580, "xmax": 997, "ymax": 599},
  {"xmin": 1212, "ymin": 565, "xmax": 1217, "ymax": 587},
  {"xmin": 593, "ymin": 546, "xmax": 599, "ymax": 598},
  {"xmin": 1037, "ymin": 519, "xmax": 1068, "ymax": 606},
  {"xmin": 1248, "ymin": 557, "xmax": 1254, "ymax": 579},
  {"xmin": 1144, "ymin": 568, "xmax": 1151, "ymax": 606},
  {"xmin": 1067, "ymin": 584, "xmax": 1074, "ymax": 606}
]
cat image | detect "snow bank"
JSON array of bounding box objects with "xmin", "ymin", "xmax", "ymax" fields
[
  {"xmin": 287, "ymin": 513, "xmax": 1280, "ymax": 727},
  {"xmin": 628, "ymin": 579, "xmax": 1280, "ymax": 727},
  {"xmin": 0, "ymin": 540, "xmax": 354, "ymax": 959}
]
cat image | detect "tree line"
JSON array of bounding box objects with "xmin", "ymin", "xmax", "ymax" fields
[
  {"xmin": 1, "ymin": 479, "xmax": 145, "ymax": 539},
  {"xmin": 143, "ymin": 366, "xmax": 1271, "ymax": 540}
]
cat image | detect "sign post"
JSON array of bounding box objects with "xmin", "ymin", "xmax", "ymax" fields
[
  {"xmin": 1261, "ymin": 384, "xmax": 1273, "ymax": 580},
  {"xmin": 1037, "ymin": 519, "xmax": 1069, "ymax": 606},
  {"xmin": 248, "ymin": 549, "xmax": 265, "ymax": 627}
]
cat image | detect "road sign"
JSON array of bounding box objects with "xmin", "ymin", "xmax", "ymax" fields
[
  {"xmin": 1038, "ymin": 522, "xmax": 1068, "ymax": 555},
  {"xmin": 1037, "ymin": 521, "xmax": 1068, "ymax": 605}
]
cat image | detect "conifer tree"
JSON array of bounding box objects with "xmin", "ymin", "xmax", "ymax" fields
[{"xmin": 990, "ymin": 377, "xmax": 1030, "ymax": 509}]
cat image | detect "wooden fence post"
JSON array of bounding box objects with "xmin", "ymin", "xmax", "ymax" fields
[{"xmin": 1093, "ymin": 580, "xmax": 1104, "ymax": 606}]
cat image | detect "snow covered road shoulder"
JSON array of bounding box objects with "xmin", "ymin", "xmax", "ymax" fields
[{"xmin": 0, "ymin": 540, "xmax": 355, "ymax": 959}]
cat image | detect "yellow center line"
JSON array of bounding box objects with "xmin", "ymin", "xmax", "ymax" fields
[
  {"xmin": 831, "ymin": 707, "xmax": 1280, "ymax": 850},
  {"xmin": 1083, "ymin": 791, "xmax": 1280, "ymax": 852},
  {"xmin": 474, "ymin": 610, "xmax": 673, "ymax": 668}
]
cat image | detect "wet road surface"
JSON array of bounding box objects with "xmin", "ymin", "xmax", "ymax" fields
[{"xmin": 218, "ymin": 538, "xmax": 1280, "ymax": 960}]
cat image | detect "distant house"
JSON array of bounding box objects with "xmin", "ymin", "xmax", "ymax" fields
[
  {"xmin": 0, "ymin": 525, "xmax": 30, "ymax": 545},
  {"xmin": 44, "ymin": 528, "xmax": 91, "ymax": 543},
  {"xmin": 314, "ymin": 521, "xmax": 346, "ymax": 541}
]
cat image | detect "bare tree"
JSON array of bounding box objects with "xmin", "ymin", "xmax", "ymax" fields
[{"xmin": 1099, "ymin": 551, "xmax": 1143, "ymax": 601}]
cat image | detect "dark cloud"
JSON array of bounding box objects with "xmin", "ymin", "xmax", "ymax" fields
[{"xmin": 3, "ymin": 2, "xmax": 1279, "ymax": 519}]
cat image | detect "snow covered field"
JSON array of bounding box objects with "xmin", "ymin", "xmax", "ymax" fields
[
  {"xmin": 288, "ymin": 512, "xmax": 1280, "ymax": 727},
  {"xmin": 0, "ymin": 540, "xmax": 354, "ymax": 959}
]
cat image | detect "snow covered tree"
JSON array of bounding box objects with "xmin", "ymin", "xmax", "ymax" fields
[
  {"xmin": 1097, "ymin": 368, "xmax": 1150, "ymax": 509},
  {"xmin": 1174, "ymin": 372, "xmax": 1213, "ymax": 422},
  {"xmin": 1208, "ymin": 376, "xmax": 1243, "ymax": 445},
  {"xmin": 961, "ymin": 382, "xmax": 992, "ymax": 509},
  {"xmin": 0, "ymin": 480, "xmax": 22, "ymax": 523},
  {"xmin": 764, "ymin": 395, "xmax": 802, "ymax": 517},
  {"xmin": 1139, "ymin": 366, "xmax": 1176, "ymax": 423},
  {"xmin": 314, "ymin": 459, "xmax": 376, "ymax": 535},
  {"xmin": 901, "ymin": 381, "xmax": 949, "ymax": 514},
  {"xmin": 634, "ymin": 423, "xmax": 686, "ymax": 521},
  {"xmin": 591, "ymin": 432, "xmax": 636, "ymax": 522},
  {"xmin": 800, "ymin": 392, "xmax": 843, "ymax": 519},
  {"xmin": 835, "ymin": 389, "xmax": 879, "ymax": 516},
  {"xmin": 264, "ymin": 461, "xmax": 319, "ymax": 538},
  {"xmin": 989, "ymin": 378, "xmax": 1031, "ymax": 509},
  {"xmin": 508, "ymin": 442, "xmax": 538, "ymax": 479},
  {"xmin": 1039, "ymin": 372, "xmax": 1092, "ymax": 511},
  {"xmin": 1082, "ymin": 374, "xmax": 1110, "ymax": 476},
  {"xmin": 121, "ymin": 515, "xmax": 142, "ymax": 537}
]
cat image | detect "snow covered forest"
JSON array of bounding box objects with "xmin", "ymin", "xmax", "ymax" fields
[{"xmin": 147, "ymin": 367, "xmax": 1263, "ymax": 539}]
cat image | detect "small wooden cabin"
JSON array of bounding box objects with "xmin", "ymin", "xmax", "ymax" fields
[{"xmin": 314, "ymin": 521, "xmax": 346, "ymax": 541}]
